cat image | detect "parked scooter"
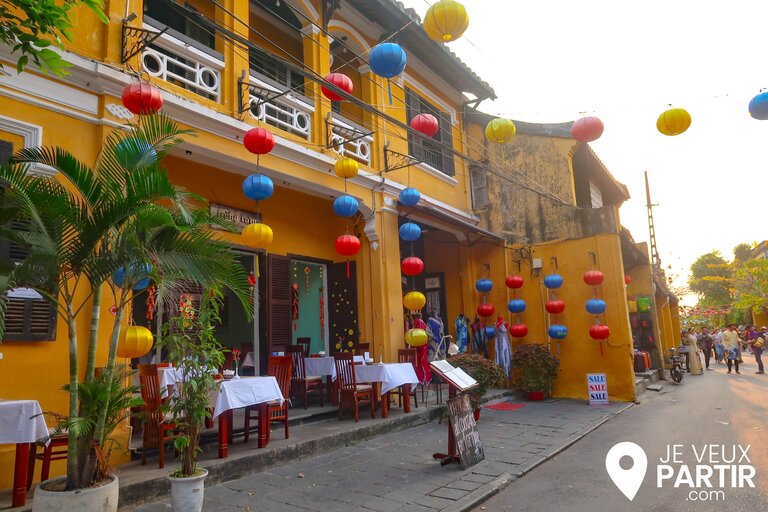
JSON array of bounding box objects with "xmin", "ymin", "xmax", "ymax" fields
[{"xmin": 667, "ymin": 347, "xmax": 685, "ymax": 383}]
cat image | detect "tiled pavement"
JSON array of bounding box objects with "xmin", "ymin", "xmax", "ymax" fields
[{"xmin": 129, "ymin": 398, "xmax": 632, "ymax": 512}]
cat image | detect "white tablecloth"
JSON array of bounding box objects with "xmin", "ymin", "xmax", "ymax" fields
[
  {"xmin": 354, "ymin": 363, "xmax": 420, "ymax": 394},
  {"xmin": 0, "ymin": 400, "xmax": 49, "ymax": 444},
  {"xmin": 304, "ymin": 357, "xmax": 336, "ymax": 379},
  {"xmin": 158, "ymin": 367, "xmax": 181, "ymax": 390},
  {"xmin": 210, "ymin": 377, "xmax": 283, "ymax": 419}
]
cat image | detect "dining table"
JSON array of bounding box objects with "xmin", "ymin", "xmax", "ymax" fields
[
  {"xmin": 353, "ymin": 363, "xmax": 419, "ymax": 418},
  {"xmin": 0, "ymin": 399, "xmax": 49, "ymax": 508}
]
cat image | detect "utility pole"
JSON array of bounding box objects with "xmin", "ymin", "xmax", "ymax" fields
[{"xmin": 645, "ymin": 171, "xmax": 661, "ymax": 268}]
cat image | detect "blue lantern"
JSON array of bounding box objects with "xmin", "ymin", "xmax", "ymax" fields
[
  {"xmin": 242, "ymin": 173, "xmax": 274, "ymax": 201},
  {"xmin": 544, "ymin": 274, "xmax": 563, "ymax": 289},
  {"xmin": 399, "ymin": 222, "xmax": 421, "ymax": 242},
  {"xmin": 586, "ymin": 299, "xmax": 607, "ymax": 315},
  {"xmin": 548, "ymin": 324, "xmax": 568, "ymax": 340},
  {"xmin": 332, "ymin": 194, "xmax": 359, "ymax": 217},
  {"xmin": 116, "ymin": 138, "xmax": 156, "ymax": 168},
  {"xmin": 113, "ymin": 262, "xmax": 153, "ymax": 291},
  {"xmin": 507, "ymin": 299, "xmax": 526, "ymax": 313},
  {"xmin": 399, "ymin": 187, "xmax": 421, "ymax": 207},
  {"xmin": 369, "ymin": 43, "xmax": 407, "ymax": 78},
  {"xmin": 749, "ymin": 92, "xmax": 768, "ymax": 120},
  {"xmin": 475, "ymin": 278, "xmax": 493, "ymax": 293},
  {"xmin": 484, "ymin": 326, "xmax": 496, "ymax": 339}
]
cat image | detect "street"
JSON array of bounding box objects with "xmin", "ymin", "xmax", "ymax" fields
[{"xmin": 477, "ymin": 356, "xmax": 768, "ymax": 512}]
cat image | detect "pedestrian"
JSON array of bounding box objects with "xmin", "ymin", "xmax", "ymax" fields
[
  {"xmin": 687, "ymin": 329, "xmax": 704, "ymax": 375},
  {"xmin": 749, "ymin": 326, "xmax": 765, "ymax": 375},
  {"xmin": 679, "ymin": 330, "xmax": 691, "ymax": 371},
  {"xmin": 697, "ymin": 328, "xmax": 714, "ymax": 370},
  {"xmin": 713, "ymin": 327, "xmax": 725, "ymax": 364},
  {"xmin": 722, "ymin": 323, "xmax": 741, "ymax": 374}
]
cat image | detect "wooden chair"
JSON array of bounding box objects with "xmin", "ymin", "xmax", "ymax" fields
[
  {"xmin": 392, "ymin": 348, "xmax": 419, "ymax": 409},
  {"xmin": 26, "ymin": 432, "xmax": 67, "ymax": 490},
  {"xmin": 354, "ymin": 342, "xmax": 371, "ymax": 357},
  {"xmin": 296, "ymin": 337, "xmax": 311, "ymax": 357},
  {"xmin": 287, "ymin": 345, "xmax": 324, "ymax": 409},
  {"xmin": 334, "ymin": 352, "xmax": 375, "ymax": 422},
  {"xmin": 138, "ymin": 364, "xmax": 178, "ymax": 468},
  {"xmin": 244, "ymin": 356, "xmax": 292, "ymax": 443}
]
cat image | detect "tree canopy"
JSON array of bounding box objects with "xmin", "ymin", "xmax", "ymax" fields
[{"xmin": 687, "ymin": 251, "xmax": 732, "ymax": 307}]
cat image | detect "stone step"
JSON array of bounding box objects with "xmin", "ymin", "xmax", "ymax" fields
[
  {"xmin": 646, "ymin": 383, "xmax": 664, "ymax": 392},
  {"xmin": 635, "ymin": 377, "xmax": 647, "ymax": 398},
  {"xmin": 635, "ymin": 369, "xmax": 661, "ymax": 384}
]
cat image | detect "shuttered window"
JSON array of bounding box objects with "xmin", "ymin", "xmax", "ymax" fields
[
  {"xmin": 470, "ymin": 164, "xmax": 489, "ymax": 209},
  {"xmin": 405, "ymin": 89, "xmax": 455, "ymax": 176},
  {"xmin": 267, "ymin": 254, "xmax": 291, "ymax": 350}
]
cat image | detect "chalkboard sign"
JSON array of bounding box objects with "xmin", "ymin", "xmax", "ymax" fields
[{"xmin": 448, "ymin": 394, "xmax": 484, "ymax": 469}]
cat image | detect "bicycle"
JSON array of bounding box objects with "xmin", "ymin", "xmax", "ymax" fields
[{"xmin": 667, "ymin": 347, "xmax": 685, "ymax": 383}]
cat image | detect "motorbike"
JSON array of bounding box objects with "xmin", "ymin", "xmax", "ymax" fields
[{"xmin": 667, "ymin": 347, "xmax": 685, "ymax": 383}]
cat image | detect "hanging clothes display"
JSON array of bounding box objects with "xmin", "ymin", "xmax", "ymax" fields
[
  {"xmin": 455, "ymin": 314, "xmax": 469, "ymax": 353},
  {"xmin": 494, "ymin": 316, "xmax": 512, "ymax": 378},
  {"xmin": 413, "ymin": 315, "xmax": 431, "ymax": 384},
  {"xmin": 471, "ymin": 316, "xmax": 489, "ymax": 358},
  {"xmin": 427, "ymin": 312, "xmax": 445, "ymax": 360}
]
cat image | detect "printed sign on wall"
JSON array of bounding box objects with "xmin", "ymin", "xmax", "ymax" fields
[{"xmin": 587, "ymin": 373, "xmax": 609, "ymax": 405}]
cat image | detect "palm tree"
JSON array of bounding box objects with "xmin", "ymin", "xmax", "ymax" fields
[{"xmin": 0, "ymin": 114, "xmax": 250, "ymax": 489}]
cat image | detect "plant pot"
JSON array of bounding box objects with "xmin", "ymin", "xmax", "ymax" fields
[
  {"xmin": 33, "ymin": 474, "xmax": 118, "ymax": 512},
  {"xmin": 169, "ymin": 468, "xmax": 208, "ymax": 512},
  {"xmin": 473, "ymin": 407, "xmax": 481, "ymax": 421},
  {"xmin": 528, "ymin": 390, "xmax": 545, "ymax": 401}
]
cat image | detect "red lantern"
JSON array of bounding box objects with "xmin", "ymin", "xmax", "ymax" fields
[
  {"xmin": 243, "ymin": 128, "xmax": 275, "ymax": 155},
  {"xmin": 545, "ymin": 299, "xmax": 565, "ymax": 315},
  {"xmin": 477, "ymin": 303, "xmax": 495, "ymax": 318},
  {"xmin": 589, "ymin": 324, "xmax": 610, "ymax": 340},
  {"xmin": 122, "ymin": 82, "xmax": 163, "ymax": 115},
  {"xmin": 401, "ymin": 256, "xmax": 424, "ymax": 276},
  {"xmin": 583, "ymin": 270, "xmax": 604, "ymax": 286},
  {"xmin": 624, "ymin": 275, "xmax": 632, "ymax": 285},
  {"xmin": 505, "ymin": 275, "xmax": 524, "ymax": 289},
  {"xmin": 571, "ymin": 116, "xmax": 604, "ymax": 143},
  {"xmin": 510, "ymin": 323, "xmax": 528, "ymax": 338},
  {"xmin": 321, "ymin": 73, "xmax": 354, "ymax": 101},
  {"xmin": 410, "ymin": 113, "xmax": 439, "ymax": 137},
  {"xmin": 334, "ymin": 234, "xmax": 360, "ymax": 256}
]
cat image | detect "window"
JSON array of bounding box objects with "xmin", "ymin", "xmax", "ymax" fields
[
  {"xmin": 470, "ymin": 164, "xmax": 489, "ymax": 209},
  {"xmin": 249, "ymin": 46, "xmax": 305, "ymax": 95},
  {"xmin": 143, "ymin": 0, "xmax": 216, "ymax": 50},
  {"xmin": 405, "ymin": 89, "xmax": 454, "ymax": 176}
]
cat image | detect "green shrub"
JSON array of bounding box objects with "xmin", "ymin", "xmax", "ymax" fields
[
  {"xmin": 514, "ymin": 344, "xmax": 559, "ymax": 395},
  {"xmin": 447, "ymin": 353, "xmax": 506, "ymax": 406}
]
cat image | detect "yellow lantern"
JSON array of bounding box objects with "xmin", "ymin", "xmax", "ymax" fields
[
  {"xmin": 485, "ymin": 118, "xmax": 516, "ymax": 144},
  {"xmin": 405, "ymin": 328, "xmax": 429, "ymax": 347},
  {"xmin": 423, "ymin": 0, "xmax": 469, "ymax": 43},
  {"xmin": 242, "ymin": 223, "xmax": 273, "ymax": 249},
  {"xmin": 333, "ymin": 158, "xmax": 359, "ymax": 179},
  {"xmin": 117, "ymin": 325, "xmax": 154, "ymax": 359},
  {"xmin": 403, "ymin": 291, "xmax": 426, "ymax": 311},
  {"xmin": 656, "ymin": 108, "xmax": 691, "ymax": 136}
]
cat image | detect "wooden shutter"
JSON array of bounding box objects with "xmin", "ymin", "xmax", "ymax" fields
[
  {"xmin": 0, "ymin": 140, "xmax": 12, "ymax": 165},
  {"xmin": 328, "ymin": 261, "xmax": 358, "ymax": 353},
  {"xmin": 470, "ymin": 164, "xmax": 489, "ymax": 209},
  {"xmin": 437, "ymin": 111, "xmax": 455, "ymax": 176},
  {"xmin": 267, "ymin": 254, "xmax": 291, "ymax": 351},
  {"xmin": 405, "ymin": 89, "xmax": 423, "ymax": 160}
]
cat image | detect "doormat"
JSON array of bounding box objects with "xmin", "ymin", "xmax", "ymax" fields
[{"xmin": 484, "ymin": 402, "xmax": 526, "ymax": 411}]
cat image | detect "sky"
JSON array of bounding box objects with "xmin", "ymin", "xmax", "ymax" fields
[{"xmin": 400, "ymin": 0, "xmax": 768, "ymax": 304}]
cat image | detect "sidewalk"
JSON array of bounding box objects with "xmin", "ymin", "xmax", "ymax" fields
[{"xmin": 127, "ymin": 397, "xmax": 632, "ymax": 512}]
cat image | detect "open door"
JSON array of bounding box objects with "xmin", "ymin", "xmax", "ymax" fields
[
  {"xmin": 267, "ymin": 254, "xmax": 291, "ymax": 354},
  {"xmin": 328, "ymin": 261, "xmax": 358, "ymax": 353}
]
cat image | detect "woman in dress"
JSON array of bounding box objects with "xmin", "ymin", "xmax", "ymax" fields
[{"xmin": 494, "ymin": 316, "xmax": 512, "ymax": 380}]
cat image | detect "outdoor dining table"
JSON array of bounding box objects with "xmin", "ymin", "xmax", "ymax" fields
[
  {"xmin": 354, "ymin": 363, "xmax": 419, "ymax": 418},
  {"xmin": 0, "ymin": 399, "xmax": 49, "ymax": 508}
]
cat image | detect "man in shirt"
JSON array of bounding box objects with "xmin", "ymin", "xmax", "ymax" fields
[
  {"xmin": 749, "ymin": 326, "xmax": 765, "ymax": 374},
  {"xmin": 722, "ymin": 323, "xmax": 741, "ymax": 374}
]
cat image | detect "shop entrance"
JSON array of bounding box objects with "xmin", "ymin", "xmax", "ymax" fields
[{"xmin": 289, "ymin": 259, "xmax": 329, "ymax": 355}]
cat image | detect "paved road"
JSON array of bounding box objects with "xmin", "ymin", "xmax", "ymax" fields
[{"xmin": 478, "ymin": 357, "xmax": 768, "ymax": 512}]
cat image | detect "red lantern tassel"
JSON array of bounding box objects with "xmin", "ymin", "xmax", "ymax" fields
[{"xmin": 346, "ymin": 259, "xmax": 350, "ymax": 279}]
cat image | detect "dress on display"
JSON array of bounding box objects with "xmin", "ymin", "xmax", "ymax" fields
[
  {"xmin": 471, "ymin": 317, "xmax": 488, "ymax": 358},
  {"xmin": 494, "ymin": 318, "xmax": 512, "ymax": 378},
  {"xmin": 413, "ymin": 317, "xmax": 431, "ymax": 384},
  {"xmin": 455, "ymin": 314, "xmax": 469, "ymax": 353},
  {"xmin": 427, "ymin": 315, "xmax": 444, "ymax": 359}
]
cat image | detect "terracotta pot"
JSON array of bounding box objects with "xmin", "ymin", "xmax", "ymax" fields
[
  {"xmin": 528, "ymin": 390, "xmax": 545, "ymax": 401},
  {"xmin": 473, "ymin": 408, "xmax": 481, "ymax": 421}
]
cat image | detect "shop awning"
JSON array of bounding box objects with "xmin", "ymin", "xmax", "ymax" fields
[{"xmin": 405, "ymin": 203, "xmax": 506, "ymax": 242}]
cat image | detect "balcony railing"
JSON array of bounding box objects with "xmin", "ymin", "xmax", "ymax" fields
[
  {"xmin": 246, "ymin": 75, "xmax": 313, "ymax": 139},
  {"xmin": 141, "ymin": 25, "xmax": 223, "ymax": 102},
  {"xmin": 329, "ymin": 116, "xmax": 373, "ymax": 165}
]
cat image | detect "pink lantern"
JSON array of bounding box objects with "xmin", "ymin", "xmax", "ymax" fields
[{"xmin": 571, "ymin": 116, "xmax": 604, "ymax": 142}]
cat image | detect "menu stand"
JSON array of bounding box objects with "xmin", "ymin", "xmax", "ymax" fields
[{"xmin": 429, "ymin": 360, "xmax": 478, "ymax": 467}]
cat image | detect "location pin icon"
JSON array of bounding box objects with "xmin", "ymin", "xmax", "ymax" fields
[{"xmin": 605, "ymin": 442, "xmax": 647, "ymax": 501}]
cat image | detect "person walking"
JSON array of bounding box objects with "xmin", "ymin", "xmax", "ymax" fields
[
  {"xmin": 722, "ymin": 323, "xmax": 741, "ymax": 374},
  {"xmin": 749, "ymin": 326, "xmax": 765, "ymax": 374},
  {"xmin": 713, "ymin": 327, "xmax": 725, "ymax": 364},
  {"xmin": 687, "ymin": 329, "xmax": 704, "ymax": 375},
  {"xmin": 697, "ymin": 328, "xmax": 714, "ymax": 370}
]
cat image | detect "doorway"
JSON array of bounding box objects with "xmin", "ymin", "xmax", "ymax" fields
[{"xmin": 290, "ymin": 260, "xmax": 329, "ymax": 355}]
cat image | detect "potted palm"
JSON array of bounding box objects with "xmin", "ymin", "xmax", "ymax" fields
[
  {"xmin": 514, "ymin": 344, "xmax": 560, "ymax": 400},
  {"xmin": 161, "ymin": 291, "xmax": 225, "ymax": 512},
  {"xmin": 446, "ymin": 353, "xmax": 506, "ymax": 420}
]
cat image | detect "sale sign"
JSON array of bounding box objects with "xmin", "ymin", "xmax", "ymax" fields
[{"xmin": 587, "ymin": 373, "xmax": 609, "ymax": 405}]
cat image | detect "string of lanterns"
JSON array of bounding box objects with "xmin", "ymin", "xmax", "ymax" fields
[
  {"xmin": 332, "ymin": 158, "xmax": 362, "ymax": 279},
  {"xmin": 505, "ymin": 274, "xmax": 527, "ymax": 338},
  {"xmin": 584, "ymin": 269, "xmax": 609, "ymax": 355},
  {"xmin": 544, "ymin": 273, "xmax": 567, "ymax": 341}
]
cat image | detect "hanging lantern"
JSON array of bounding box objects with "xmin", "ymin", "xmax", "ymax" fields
[
  {"xmin": 369, "ymin": 42, "xmax": 407, "ymax": 78},
  {"xmin": 242, "ymin": 173, "xmax": 274, "ymax": 201},
  {"xmin": 483, "ymin": 326, "xmax": 496, "ymax": 339},
  {"xmin": 335, "ymin": 234, "xmax": 360, "ymax": 256},
  {"xmin": 475, "ymin": 278, "xmax": 493, "ymax": 293},
  {"xmin": 333, "ymin": 158, "xmax": 359, "ymax": 179},
  {"xmin": 117, "ymin": 325, "xmax": 154, "ymax": 359},
  {"xmin": 399, "ymin": 187, "xmax": 421, "ymax": 207},
  {"xmin": 586, "ymin": 299, "xmax": 607, "ymax": 315},
  {"xmin": 485, "ymin": 118, "xmax": 516, "ymax": 144},
  {"xmin": 545, "ymin": 299, "xmax": 565, "ymax": 315},
  {"xmin": 321, "ymin": 73, "xmax": 354, "ymax": 101},
  {"xmin": 410, "ymin": 113, "xmax": 440, "ymax": 138},
  {"xmin": 548, "ymin": 324, "xmax": 568, "ymax": 340},
  {"xmin": 403, "ymin": 291, "xmax": 426, "ymax": 310},
  {"xmin": 748, "ymin": 92, "xmax": 768, "ymax": 120},
  {"xmin": 505, "ymin": 275, "xmax": 524, "ymax": 289},
  {"xmin": 583, "ymin": 270, "xmax": 604, "ymax": 286},
  {"xmin": 115, "ymin": 138, "xmax": 157, "ymax": 169},
  {"xmin": 113, "ymin": 263, "xmax": 153, "ymax": 291},
  {"xmin": 476, "ymin": 303, "xmax": 495, "ymax": 317},
  {"xmin": 422, "ymin": 0, "xmax": 469, "ymax": 42},
  {"xmin": 510, "ymin": 323, "xmax": 528, "ymax": 338},
  {"xmin": 589, "ymin": 324, "xmax": 611, "ymax": 340},
  {"xmin": 656, "ymin": 108, "xmax": 691, "ymax": 136},
  {"xmin": 624, "ymin": 275, "xmax": 632, "ymax": 285},
  {"xmin": 242, "ymin": 223, "xmax": 273, "ymax": 249},
  {"xmin": 399, "ymin": 222, "xmax": 422, "ymax": 242},
  {"xmin": 401, "ymin": 256, "xmax": 424, "ymax": 276},
  {"xmin": 122, "ymin": 82, "xmax": 163, "ymax": 115},
  {"xmin": 405, "ymin": 328, "xmax": 428, "ymax": 347},
  {"xmin": 332, "ymin": 195, "xmax": 359, "ymax": 217},
  {"xmin": 571, "ymin": 116, "xmax": 604, "ymax": 143},
  {"xmin": 507, "ymin": 299, "xmax": 526, "ymax": 314},
  {"xmin": 543, "ymin": 274, "xmax": 563, "ymax": 289},
  {"xmin": 243, "ymin": 127, "xmax": 275, "ymax": 154}
]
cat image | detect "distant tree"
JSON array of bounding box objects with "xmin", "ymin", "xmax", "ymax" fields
[
  {"xmin": 688, "ymin": 251, "xmax": 732, "ymax": 307},
  {"xmin": 733, "ymin": 242, "xmax": 755, "ymax": 263},
  {"xmin": 0, "ymin": 0, "xmax": 107, "ymax": 77},
  {"xmin": 732, "ymin": 259, "xmax": 768, "ymax": 313}
]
